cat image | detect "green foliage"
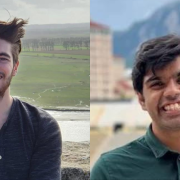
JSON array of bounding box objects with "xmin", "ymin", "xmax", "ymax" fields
[{"xmin": 55, "ymin": 45, "xmax": 88, "ymax": 50}]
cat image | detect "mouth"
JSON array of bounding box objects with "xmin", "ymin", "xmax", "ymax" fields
[{"xmin": 162, "ymin": 102, "xmax": 180, "ymax": 115}]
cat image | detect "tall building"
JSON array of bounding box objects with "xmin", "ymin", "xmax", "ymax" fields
[{"xmin": 90, "ymin": 21, "xmax": 114, "ymax": 100}]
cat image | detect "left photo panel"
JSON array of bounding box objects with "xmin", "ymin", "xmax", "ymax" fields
[{"xmin": 0, "ymin": 0, "xmax": 90, "ymax": 179}]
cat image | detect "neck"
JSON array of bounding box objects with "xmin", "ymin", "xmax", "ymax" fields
[
  {"xmin": 152, "ymin": 123, "xmax": 180, "ymax": 153},
  {"xmin": 0, "ymin": 88, "xmax": 13, "ymax": 128}
]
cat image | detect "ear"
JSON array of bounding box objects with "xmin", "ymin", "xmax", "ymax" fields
[
  {"xmin": 137, "ymin": 92, "xmax": 147, "ymax": 111},
  {"xmin": 12, "ymin": 60, "xmax": 19, "ymax": 76}
]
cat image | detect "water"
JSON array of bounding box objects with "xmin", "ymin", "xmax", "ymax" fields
[
  {"xmin": 46, "ymin": 110, "xmax": 89, "ymax": 121},
  {"xmin": 46, "ymin": 110, "xmax": 90, "ymax": 142},
  {"xmin": 57, "ymin": 121, "xmax": 90, "ymax": 142}
]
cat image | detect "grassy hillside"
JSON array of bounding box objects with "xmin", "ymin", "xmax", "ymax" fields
[
  {"xmin": 10, "ymin": 55, "xmax": 90, "ymax": 109},
  {"xmin": 21, "ymin": 52, "xmax": 90, "ymax": 60}
]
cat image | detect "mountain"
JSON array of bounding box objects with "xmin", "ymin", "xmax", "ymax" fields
[
  {"xmin": 113, "ymin": 1, "xmax": 180, "ymax": 67},
  {"xmin": 24, "ymin": 23, "xmax": 89, "ymax": 39}
]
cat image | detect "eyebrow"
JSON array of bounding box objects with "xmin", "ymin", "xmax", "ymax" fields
[
  {"xmin": 145, "ymin": 75, "xmax": 161, "ymax": 84},
  {"xmin": 0, "ymin": 53, "xmax": 11, "ymax": 59},
  {"xmin": 146, "ymin": 71, "xmax": 180, "ymax": 84}
]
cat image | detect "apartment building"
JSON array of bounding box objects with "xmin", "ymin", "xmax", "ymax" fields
[{"xmin": 90, "ymin": 21, "xmax": 114, "ymax": 100}]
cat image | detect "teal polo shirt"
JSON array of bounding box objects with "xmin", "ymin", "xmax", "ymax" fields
[{"xmin": 91, "ymin": 125, "xmax": 180, "ymax": 180}]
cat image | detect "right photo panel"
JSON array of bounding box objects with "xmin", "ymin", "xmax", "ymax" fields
[{"xmin": 90, "ymin": 0, "xmax": 179, "ymax": 179}]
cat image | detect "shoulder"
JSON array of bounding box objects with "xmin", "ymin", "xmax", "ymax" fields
[
  {"xmin": 91, "ymin": 136, "xmax": 149, "ymax": 180},
  {"xmin": 13, "ymin": 98, "xmax": 60, "ymax": 135},
  {"xmin": 102, "ymin": 136, "xmax": 147, "ymax": 161},
  {"xmin": 13, "ymin": 97, "xmax": 57, "ymax": 124},
  {"xmin": 12, "ymin": 98, "xmax": 62, "ymax": 154}
]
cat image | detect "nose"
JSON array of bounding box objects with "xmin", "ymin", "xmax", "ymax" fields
[{"xmin": 163, "ymin": 80, "xmax": 180, "ymax": 100}]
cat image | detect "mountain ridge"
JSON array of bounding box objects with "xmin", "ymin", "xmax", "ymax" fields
[
  {"xmin": 113, "ymin": 1, "xmax": 180, "ymax": 67},
  {"xmin": 24, "ymin": 23, "xmax": 89, "ymax": 39}
]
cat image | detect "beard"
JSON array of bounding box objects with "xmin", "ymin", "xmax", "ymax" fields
[{"xmin": 0, "ymin": 70, "xmax": 13, "ymax": 98}]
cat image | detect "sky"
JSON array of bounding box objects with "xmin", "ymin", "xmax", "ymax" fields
[
  {"xmin": 0, "ymin": 0, "xmax": 90, "ymax": 24},
  {"xmin": 91, "ymin": 0, "xmax": 179, "ymax": 30}
]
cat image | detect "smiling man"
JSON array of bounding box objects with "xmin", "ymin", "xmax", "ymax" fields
[
  {"xmin": 0, "ymin": 18, "xmax": 62, "ymax": 179},
  {"xmin": 91, "ymin": 34, "xmax": 180, "ymax": 180}
]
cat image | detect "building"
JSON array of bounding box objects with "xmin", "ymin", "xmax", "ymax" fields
[
  {"xmin": 90, "ymin": 21, "xmax": 114, "ymax": 100},
  {"xmin": 113, "ymin": 61, "xmax": 135, "ymax": 99},
  {"xmin": 113, "ymin": 55, "xmax": 125, "ymax": 82}
]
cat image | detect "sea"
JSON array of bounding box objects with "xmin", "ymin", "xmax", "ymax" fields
[{"xmin": 46, "ymin": 110, "xmax": 90, "ymax": 142}]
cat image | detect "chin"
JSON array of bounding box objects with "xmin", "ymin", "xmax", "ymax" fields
[{"xmin": 160, "ymin": 120, "xmax": 180, "ymax": 130}]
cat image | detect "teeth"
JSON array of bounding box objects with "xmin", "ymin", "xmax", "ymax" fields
[
  {"xmin": 164, "ymin": 103, "xmax": 180, "ymax": 111},
  {"xmin": 175, "ymin": 103, "xmax": 179, "ymax": 109},
  {"xmin": 171, "ymin": 104, "xmax": 175, "ymax": 110},
  {"xmin": 164, "ymin": 106, "xmax": 169, "ymax": 111}
]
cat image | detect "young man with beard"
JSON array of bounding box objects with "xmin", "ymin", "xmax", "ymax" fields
[
  {"xmin": 0, "ymin": 18, "xmax": 62, "ymax": 179},
  {"xmin": 91, "ymin": 34, "xmax": 180, "ymax": 180}
]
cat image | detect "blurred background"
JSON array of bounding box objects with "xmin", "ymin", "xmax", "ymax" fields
[{"xmin": 90, "ymin": 0, "xmax": 180, "ymax": 169}]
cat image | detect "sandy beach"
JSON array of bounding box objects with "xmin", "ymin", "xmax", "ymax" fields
[{"xmin": 62, "ymin": 141, "xmax": 90, "ymax": 171}]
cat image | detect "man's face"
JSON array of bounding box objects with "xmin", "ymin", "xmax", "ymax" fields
[
  {"xmin": 137, "ymin": 57, "xmax": 180, "ymax": 131},
  {"xmin": 0, "ymin": 39, "xmax": 19, "ymax": 97}
]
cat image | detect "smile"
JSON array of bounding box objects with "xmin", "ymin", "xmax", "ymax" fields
[{"xmin": 163, "ymin": 103, "xmax": 180, "ymax": 111}]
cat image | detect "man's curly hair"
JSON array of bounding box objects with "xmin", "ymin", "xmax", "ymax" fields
[
  {"xmin": 132, "ymin": 34, "xmax": 180, "ymax": 94},
  {"xmin": 0, "ymin": 18, "xmax": 28, "ymax": 64}
]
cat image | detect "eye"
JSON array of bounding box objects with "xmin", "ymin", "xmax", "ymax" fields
[
  {"xmin": 177, "ymin": 78, "xmax": 180, "ymax": 84},
  {"xmin": 151, "ymin": 81, "xmax": 164, "ymax": 88},
  {"xmin": 0, "ymin": 57, "xmax": 8, "ymax": 61}
]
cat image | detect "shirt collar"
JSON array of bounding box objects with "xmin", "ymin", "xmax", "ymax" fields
[{"xmin": 145, "ymin": 124, "xmax": 169, "ymax": 158}]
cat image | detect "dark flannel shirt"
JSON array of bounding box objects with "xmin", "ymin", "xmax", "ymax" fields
[
  {"xmin": 0, "ymin": 98, "xmax": 62, "ymax": 180},
  {"xmin": 91, "ymin": 125, "xmax": 180, "ymax": 180}
]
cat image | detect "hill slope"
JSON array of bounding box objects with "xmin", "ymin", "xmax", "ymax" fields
[{"xmin": 24, "ymin": 23, "xmax": 89, "ymax": 39}]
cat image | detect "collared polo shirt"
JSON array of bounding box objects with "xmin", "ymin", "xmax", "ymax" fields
[{"xmin": 91, "ymin": 125, "xmax": 180, "ymax": 180}]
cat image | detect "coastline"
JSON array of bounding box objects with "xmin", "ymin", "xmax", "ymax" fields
[
  {"xmin": 13, "ymin": 96, "xmax": 90, "ymax": 112},
  {"xmin": 44, "ymin": 108, "xmax": 90, "ymax": 112}
]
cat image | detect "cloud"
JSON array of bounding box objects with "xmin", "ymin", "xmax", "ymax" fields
[
  {"xmin": 13, "ymin": 0, "xmax": 36, "ymax": 9},
  {"xmin": 0, "ymin": 0, "xmax": 89, "ymax": 24},
  {"xmin": 19, "ymin": 0, "xmax": 89, "ymax": 9}
]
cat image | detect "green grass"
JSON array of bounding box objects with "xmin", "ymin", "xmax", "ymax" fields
[
  {"xmin": 10, "ymin": 56, "xmax": 90, "ymax": 109},
  {"xmin": 21, "ymin": 52, "xmax": 90, "ymax": 60}
]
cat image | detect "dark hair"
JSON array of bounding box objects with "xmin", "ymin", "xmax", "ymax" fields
[
  {"xmin": 0, "ymin": 18, "xmax": 28, "ymax": 64},
  {"xmin": 132, "ymin": 34, "xmax": 180, "ymax": 94}
]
